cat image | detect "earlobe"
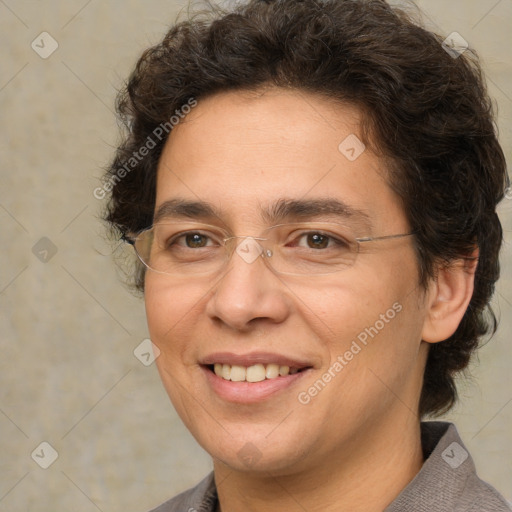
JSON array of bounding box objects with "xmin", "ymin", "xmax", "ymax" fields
[{"xmin": 421, "ymin": 250, "xmax": 478, "ymax": 344}]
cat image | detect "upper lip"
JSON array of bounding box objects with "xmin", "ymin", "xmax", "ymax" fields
[{"xmin": 200, "ymin": 351, "xmax": 313, "ymax": 369}]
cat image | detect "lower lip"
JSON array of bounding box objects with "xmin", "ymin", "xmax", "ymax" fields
[{"xmin": 202, "ymin": 366, "xmax": 309, "ymax": 403}]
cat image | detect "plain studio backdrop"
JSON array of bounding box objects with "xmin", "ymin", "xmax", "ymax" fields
[{"xmin": 0, "ymin": 1, "xmax": 511, "ymax": 511}]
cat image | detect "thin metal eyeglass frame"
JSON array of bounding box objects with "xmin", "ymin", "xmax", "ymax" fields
[{"xmin": 122, "ymin": 223, "xmax": 415, "ymax": 276}]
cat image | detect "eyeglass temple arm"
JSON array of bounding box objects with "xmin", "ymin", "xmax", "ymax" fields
[
  {"xmin": 121, "ymin": 233, "xmax": 135, "ymax": 245},
  {"xmin": 356, "ymin": 232, "xmax": 414, "ymax": 243}
]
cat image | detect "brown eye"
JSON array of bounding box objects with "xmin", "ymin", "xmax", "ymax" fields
[
  {"xmin": 184, "ymin": 233, "xmax": 209, "ymax": 248},
  {"xmin": 306, "ymin": 233, "xmax": 329, "ymax": 249},
  {"xmin": 291, "ymin": 230, "xmax": 351, "ymax": 251}
]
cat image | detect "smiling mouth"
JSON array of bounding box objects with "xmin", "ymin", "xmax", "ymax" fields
[{"xmin": 207, "ymin": 363, "xmax": 310, "ymax": 383}]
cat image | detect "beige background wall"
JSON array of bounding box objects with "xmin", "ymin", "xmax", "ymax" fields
[{"xmin": 0, "ymin": 0, "xmax": 510, "ymax": 510}]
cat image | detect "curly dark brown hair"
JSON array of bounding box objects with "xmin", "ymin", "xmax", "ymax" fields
[{"xmin": 103, "ymin": 0, "xmax": 508, "ymax": 417}]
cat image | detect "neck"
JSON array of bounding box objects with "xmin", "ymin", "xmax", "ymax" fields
[{"xmin": 213, "ymin": 414, "xmax": 424, "ymax": 512}]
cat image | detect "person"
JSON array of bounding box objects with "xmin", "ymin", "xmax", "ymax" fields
[{"xmin": 103, "ymin": 0, "xmax": 511, "ymax": 510}]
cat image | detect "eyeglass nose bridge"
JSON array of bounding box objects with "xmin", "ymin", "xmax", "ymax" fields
[{"xmin": 223, "ymin": 235, "xmax": 274, "ymax": 265}]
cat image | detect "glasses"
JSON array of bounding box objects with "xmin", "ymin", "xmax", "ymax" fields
[{"xmin": 123, "ymin": 221, "xmax": 414, "ymax": 277}]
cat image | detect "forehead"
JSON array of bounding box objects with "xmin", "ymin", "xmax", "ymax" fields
[{"xmin": 154, "ymin": 88, "xmax": 407, "ymax": 233}]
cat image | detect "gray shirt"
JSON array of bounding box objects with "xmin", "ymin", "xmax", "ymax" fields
[{"xmin": 149, "ymin": 422, "xmax": 511, "ymax": 512}]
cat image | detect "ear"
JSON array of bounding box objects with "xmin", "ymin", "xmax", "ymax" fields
[{"xmin": 421, "ymin": 249, "xmax": 478, "ymax": 344}]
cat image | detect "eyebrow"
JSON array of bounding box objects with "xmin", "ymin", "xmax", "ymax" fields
[
  {"xmin": 153, "ymin": 198, "xmax": 220, "ymax": 224},
  {"xmin": 153, "ymin": 197, "xmax": 372, "ymax": 229}
]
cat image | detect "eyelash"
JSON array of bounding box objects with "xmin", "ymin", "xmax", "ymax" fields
[
  {"xmin": 168, "ymin": 230, "xmax": 349, "ymax": 249},
  {"xmin": 168, "ymin": 231, "xmax": 216, "ymax": 248}
]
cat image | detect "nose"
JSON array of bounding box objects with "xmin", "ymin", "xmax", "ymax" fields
[{"xmin": 205, "ymin": 237, "xmax": 291, "ymax": 332}]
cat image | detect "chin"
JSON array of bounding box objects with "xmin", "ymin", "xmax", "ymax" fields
[{"xmin": 187, "ymin": 421, "xmax": 314, "ymax": 475}]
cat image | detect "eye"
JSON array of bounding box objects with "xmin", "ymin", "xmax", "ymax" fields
[
  {"xmin": 170, "ymin": 231, "xmax": 216, "ymax": 249},
  {"xmin": 303, "ymin": 233, "xmax": 329, "ymax": 249},
  {"xmin": 294, "ymin": 231, "xmax": 348, "ymax": 250}
]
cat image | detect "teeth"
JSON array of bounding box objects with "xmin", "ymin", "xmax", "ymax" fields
[
  {"xmin": 230, "ymin": 365, "xmax": 246, "ymax": 382},
  {"xmin": 265, "ymin": 364, "xmax": 280, "ymax": 379},
  {"xmin": 212, "ymin": 363, "xmax": 304, "ymax": 382},
  {"xmin": 246, "ymin": 364, "xmax": 266, "ymax": 383},
  {"xmin": 222, "ymin": 364, "xmax": 231, "ymax": 380}
]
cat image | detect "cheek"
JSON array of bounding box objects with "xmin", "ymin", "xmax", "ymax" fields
[
  {"xmin": 287, "ymin": 274, "xmax": 403, "ymax": 342},
  {"xmin": 144, "ymin": 277, "xmax": 202, "ymax": 358},
  {"xmin": 292, "ymin": 261, "xmax": 423, "ymax": 367},
  {"xmin": 145, "ymin": 277, "xmax": 206, "ymax": 410},
  {"xmin": 296, "ymin": 283, "xmax": 425, "ymax": 422},
  {"xmin": 144, "ymin": 278, "xmax": 173, "ymax": 341}
]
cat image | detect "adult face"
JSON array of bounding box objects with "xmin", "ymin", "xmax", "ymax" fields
[{"xmin": 145, "ymin": 87, "xmax": 430, "ymax": 475}]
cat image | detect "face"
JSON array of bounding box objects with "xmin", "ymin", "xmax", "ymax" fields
[{"xmin": 145, "ymin": 88, "xmax": 430, "ymax": 476}]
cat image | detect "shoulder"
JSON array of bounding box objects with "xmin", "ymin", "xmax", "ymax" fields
[
  {"xmin": 429, "ymin": 422, "xmax": 511, "ymax": 511},
  {"xmin": 147, "ymin": 473, "xmax": 217, "ymax": 512},
  {"xmin": 459, "ymin": 471, "xmax": 512, "ymax": 512},
  {"xmin": 386, "ymin": 422, "xmax": 511, "ymax": 512}
]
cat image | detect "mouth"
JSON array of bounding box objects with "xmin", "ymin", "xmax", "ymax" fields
[
  {"xmin": 207, "ymin": 363, "xmax": 309, "ymax": 382},
  {"xmin": 200, "ymin": 352, "xmax": 314, "ymax": 403}
]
